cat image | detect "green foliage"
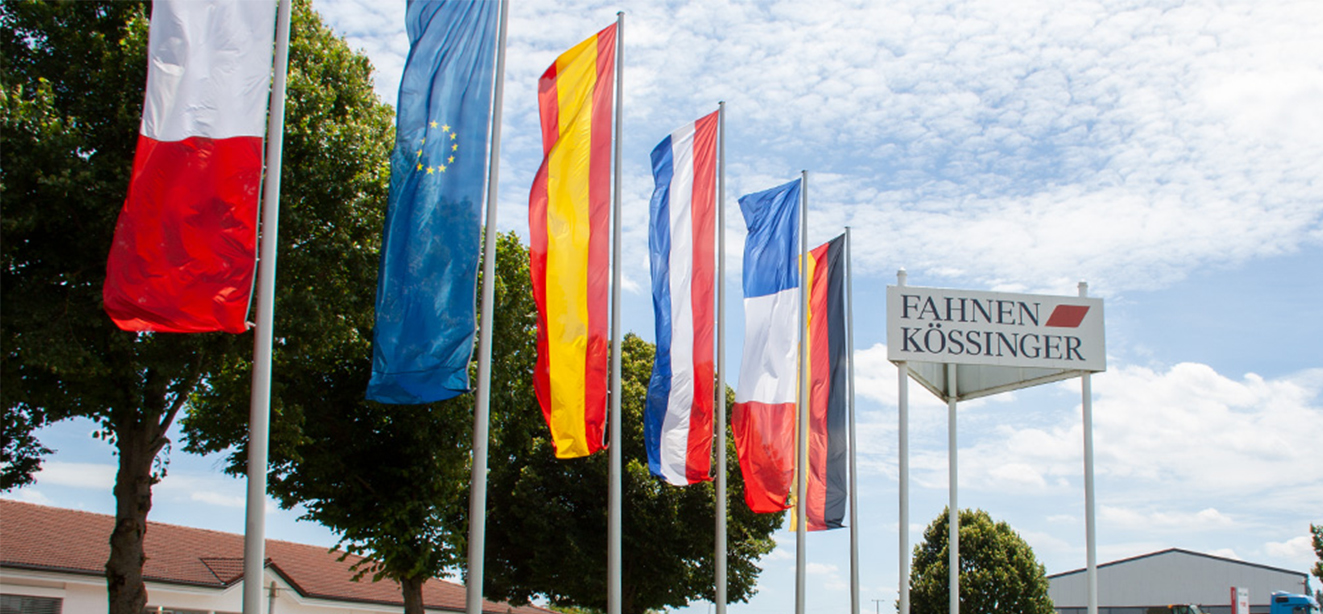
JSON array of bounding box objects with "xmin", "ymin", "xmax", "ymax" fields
[
  {"xmin": 2, "ymin": 1, "xmax": 390, "ymax": 612},
  {"xmin": 910, "ymin": 508, "xmax": 1055, "ymax": 614},
  {"xmin": 183, "ymin": 234, "xmax": 532, "ymax": 599},
  {"xmin": 482, "ymin": 330, "xmax": 782, "ymax": 614},
  {"xmin": 1311, "ymin": 524, "xmax": 1322, "ymax": 587}
]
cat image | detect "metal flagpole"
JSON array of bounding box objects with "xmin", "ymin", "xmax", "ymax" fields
[
  {"xmin": 794, "ymin": 170, "xmax": 809, "ymax": 614},
  {"xmin": 607, "ymin": 11, "xmax": 625, "ymax": 614},
  {"xmin": 466, "ymin": 1, "xmax": 508, "ymax": 612},
  {"xmin": 897, "ymin": 269, "xmax": 910, "ymax": 614},
  {"xmin": 715, "ymin": 100, "xmax": 728, "ymax": 614},
  {"xmin": 846, "ymin": 228, "xmax": 860, "ymax": 614},
  {"xmin": 1079, "ymin": 281, "xmax": 1098, "ymax": 614},
  {"xmin": 947, "ymin": 362, "xmax": 959, "ymax": 614},
  {"xmin": 243, "ymin": 0, "xmax": 291, "ymax": 612}
]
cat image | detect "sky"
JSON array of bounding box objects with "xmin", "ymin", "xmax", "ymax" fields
[{"xmin": 7, "ymin": 1, "xmax": 1322, "ymax": 613}]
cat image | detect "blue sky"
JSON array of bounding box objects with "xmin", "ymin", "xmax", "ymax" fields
[{"xmin": 8, "ymin": 1, "xmax": 1322, "ymax": 613}]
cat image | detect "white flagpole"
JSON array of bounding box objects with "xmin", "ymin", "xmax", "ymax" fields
[
  {"xmin": 608, "ymin": 11, "xmax": 625, "ymax": 614},
  {"xmin": 715, "ymin": 100, "xmax": 728, "ymax": 614},
  {"xmin": 466, "ymin": 1, "xmax": 508, "ymax": 612},
  {"xmin": 846, "ymin": 228, "xmax": 859, "ymax": 614},
  {"xmin": 243, "ymin": 0, "xmax": 291, "ymax": 612},
  {"xmin": 794, "ymin": 170, "xmax": 809, "ymax": 614}
]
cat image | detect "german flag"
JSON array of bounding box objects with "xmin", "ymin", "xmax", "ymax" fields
[
  {"xmin": 528, "ymin": 24, "xmax": 617, "ymax": 458},
  {"xmin": 805, "ymin": 234, "xmax": 848, "ymax": 530}
]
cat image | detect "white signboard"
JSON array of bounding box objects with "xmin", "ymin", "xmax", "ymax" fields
[
  {"xmin": 887, "ymin": 285, "xmax": 1105, "ymax": 372},
  {"xmin": 1233, "ymin": 587, "xmax": 1249, "ymax": 614}
]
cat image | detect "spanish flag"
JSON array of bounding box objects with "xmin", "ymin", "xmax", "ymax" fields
[{"xmin": 529, "ymin": 24, "xmax": 617, "ymax": 458}]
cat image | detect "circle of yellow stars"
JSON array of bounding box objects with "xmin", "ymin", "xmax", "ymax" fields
[{"xmin": 414, "ymin": 120, "xmax": 459, "ymax": 175}]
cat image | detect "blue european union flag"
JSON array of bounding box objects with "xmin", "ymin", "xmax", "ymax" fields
[{"xmin": 368, "ymin": 0, "xmax": 498, "ymax": 404}]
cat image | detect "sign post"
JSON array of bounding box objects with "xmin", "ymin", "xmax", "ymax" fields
[{"xmin": 888, "ymin": 280, "xmax": 1106, "ymax": 614}]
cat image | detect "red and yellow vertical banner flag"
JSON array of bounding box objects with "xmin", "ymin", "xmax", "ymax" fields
[{"xmin": 529, "ymin": 24, "xmax": 617, "ymax": 459}]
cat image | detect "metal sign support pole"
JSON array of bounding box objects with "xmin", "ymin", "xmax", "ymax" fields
[
  {"xmin": 1080, "ymin": 281, "xmax": 1098, "ymax": 614},
  {"xmin": 947, "ymin": 362, "xmax": 959, "ymax": 614},
  {"xmin": 897, "ymin": 268, "xmax": 910, "ymax": 614}
]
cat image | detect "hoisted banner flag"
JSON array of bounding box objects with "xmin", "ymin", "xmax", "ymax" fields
[
  {"xmin": 103, "ymin": 0, "xmax": 278, "ymax": 333},
  {"xmin": 529, "ymin": 24, "xmax": 617, "ymax": 458},
  {"xmin": 644, "ymin": 110, "xmax": 719, "ymax": 486},
  {"xmin": 732, "ymin": 178, "xmax": 802, "ymax": 513},
  {"xmin": 367, "ymin": 0, "xmax": 499, "ymax": 404},
  {"xmin": 805, "ymin": 234, "xmax": 848, "ymax": 530}
]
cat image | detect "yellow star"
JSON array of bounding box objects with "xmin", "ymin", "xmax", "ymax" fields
[
  {"xmin": 416, "ymin": 149, "xmax": 422, "ymax": 157},
  {"xmin": 450, "ymin": 132, "xmax": 457, "ymax": 140},
  {"xmin": 430, "ymin": 120, "xmax": 438, "ymax": 128},
  {"xmin": 452, "ymin": 143, "xmax": 458, "ymax": 151},
  {"xmin": 426, "ymin": 166, "xmax": 434, "ymax": 174},
  {"xmin": 441, "ymin": 124, "xmax": 451, "ymax": 132},
  {"xmin": 416, "ymin": 162, "xmax": 423, "ymax": 171},
  {"xmin": 439, "ymin": 164, "xmax": 447, "ymax": 172},
  {"xmin": 448, "ymin": 155, "xmax": 455, "ymax": 164},
  {"xmin": 421, "ymin": 137, "xmax": 426, "ymax": 144}
]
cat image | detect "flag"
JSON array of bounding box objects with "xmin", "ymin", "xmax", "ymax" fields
[
  {"xmin": 644, "ymin": 111, "xmax": 719, "ymax": 485},
  {"xmin": 529, "ymin": 24, "xmax": 617, "ymax": 458},
  {"xmin": 805, "ymin": 234, "xmax": 847, "ymax": 530},
  {"xmin": 367, "ymin": 0, "xmax": 499, "ymax": 404},
  {"xmin": 732, "ymin": 178, "xmax": 802, "ymax": 513},
  {"xmin": 103, "ymin": 0, "xmax": 277, "ymax": 333}
]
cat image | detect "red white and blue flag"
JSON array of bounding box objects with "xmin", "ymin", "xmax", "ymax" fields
[
  {"xmin": 733, "ymin": 178, "xmax": 802, "ymax": 512},
  {"xmin": 103, "ymin": 0, "xmax": 277, "ymax": 333},
  {"xmin": 644, "ymin": 110, "xmax": 719, "ymax": 485}
]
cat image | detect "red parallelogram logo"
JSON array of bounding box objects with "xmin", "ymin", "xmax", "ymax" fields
[{"xmin": 1045, "ymin": 304, "xmax": 1090, "ymax": 328}]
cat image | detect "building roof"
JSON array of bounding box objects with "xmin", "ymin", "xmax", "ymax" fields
[
  {"xmin": 1047, "ymin": 547, "xmax": 1309, "ymax": 580},
  {"xmin": 0, "ymin": 500, "xmax": 550, "ymax": 614}
]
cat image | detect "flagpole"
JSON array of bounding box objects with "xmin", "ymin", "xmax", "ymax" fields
[
  {"xmin": 607, "ymin": 11, "xmax": 625, "ymax": 614},
  {"xmin": 794, "ymin": 169, "xmax": 809, "ymax": 614},
  {"xmin": 243, "ymin": 0, "xmax": 291, "ymax": 612},
  {"xmin": 715, "ymin": 100, "xmax": 729, "ymax": 614},
  {"xmin": 466, "ymin": 1, "xmax": 508, "ymax": 613},
  {"xmin": 846, "ymin": 227, "xmax": 859, "ymax": 614}
]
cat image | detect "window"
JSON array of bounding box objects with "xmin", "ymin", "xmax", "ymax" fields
[{"xmin": 0, "ymin": 594, "xmax": 62, "ymax": 614}]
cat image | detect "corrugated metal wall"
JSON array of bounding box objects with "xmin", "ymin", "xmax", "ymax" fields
[{"xmin": 1049, "ymin": 549, "xmax": 1310, "ymax": 613}]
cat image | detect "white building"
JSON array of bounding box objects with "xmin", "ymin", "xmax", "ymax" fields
[
  {"xmin": 0, "ymin": 500, "xmax": 551, "ymax": 614},
  {"xmin": 1049, "ymin": 548, "xmax": 1313, "ymax": 614}
]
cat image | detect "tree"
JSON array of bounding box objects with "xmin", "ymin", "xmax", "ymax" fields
[
  {"xmin": 481, "ymin": 332, "xmax": 783, "ymax": 614},
  {"xmin": 909, "ymin": 508, "xmax": 1055, "ymax": 614},
  {"xmin": 1, "ymin": 2, "xmax": 392, "ymax": 613},
  {"xmin": 1311, "ymin": 524, "xmax": 1322, "ymax": 596},
  {"xmin": 183, "ymin": 232, "xmax": 532, "ymax": 614}
]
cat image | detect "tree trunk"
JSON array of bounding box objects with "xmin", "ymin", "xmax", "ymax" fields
[
  {"xmin": 105, "ymin": 417, "xmax": 165, "ymax": 614},
  {"xmin": 401, "ymin": 574, "xmax": 427, "ymax": 614}
]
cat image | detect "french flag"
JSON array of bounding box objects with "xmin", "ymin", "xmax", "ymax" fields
[
  {"xmin": 732, "ymin": 178, "xmax": 802, "ymax": 512},
  {"xmin": 644, "ymin": 111, "xmax": 719, "ymax": 485},
  {"xmin": 103, "ymin": 0, "xmax": 277, "ymax": 333}
]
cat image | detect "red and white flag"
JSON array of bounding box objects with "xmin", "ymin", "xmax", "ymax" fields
[{"xmin": 104, "ymin": 0, "xmax": 278, "ymax": 333}]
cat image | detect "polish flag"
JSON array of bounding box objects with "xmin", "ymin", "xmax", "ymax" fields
[{"xmin": 104, "ymin": 0, "xmax": 277, "ymax": 333}]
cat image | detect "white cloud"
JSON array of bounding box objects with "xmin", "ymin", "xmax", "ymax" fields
[
  {"xmin": 32, "ymin": 461, "xmax": 116, "ymax": 490},
  {"xmin": 1, "ymin": 489, "xmax": 54, "ymax": 506},
  {"xmin": 1101, "ymin": 506, "xmax": 1235, "ymax": 531},
  {"xmin": 312, "ymin": 0, "xmax": 1323, "ymax": 299},
  {"xmin": 1264, "ymin": 534, "xmax": 1315, "ymax": 566},
  {"xmin": 941, "ymin": 364, "xmax": 1323, "ymax": 500}
]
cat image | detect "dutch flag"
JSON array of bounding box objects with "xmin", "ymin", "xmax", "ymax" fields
[{"xmin": 644, "ymin": 111, "xmax": 719, "ymax": 486}]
